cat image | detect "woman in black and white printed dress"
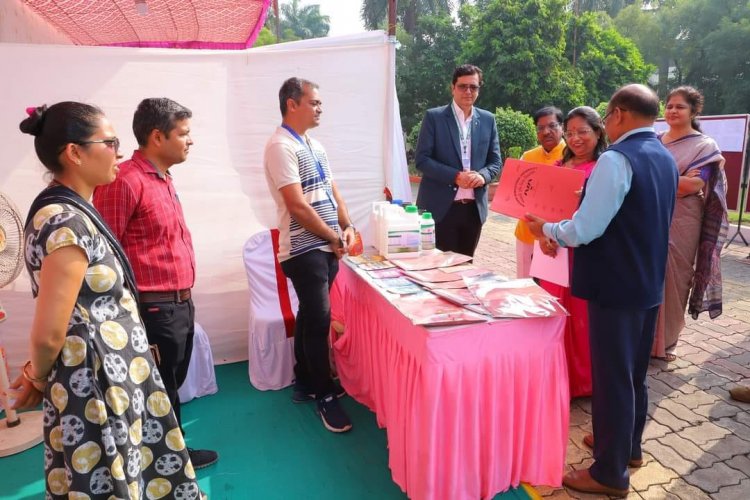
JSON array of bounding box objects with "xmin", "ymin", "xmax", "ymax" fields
[{"xmin": 12, "ymin": 102, "xmax": 202, "ymax": 499}]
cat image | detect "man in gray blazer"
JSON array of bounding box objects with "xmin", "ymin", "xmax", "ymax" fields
[{"xmin": 415, "ymin": 64, "xmax": 502, "ymax": 257}]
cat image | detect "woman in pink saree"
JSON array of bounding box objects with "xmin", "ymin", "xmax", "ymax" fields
[
  {"xmin": 652, "ymin": 86, "xmax": 729, "ymax": 361},
  {"xmin": 539, "ymin": 106, "xmax": 607, "ymax": 397}
]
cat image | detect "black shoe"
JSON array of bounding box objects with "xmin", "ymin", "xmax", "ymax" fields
[
  {"xmin": 188, "ymin": 448, "xmax": 219, "ymax": 469},
  {"xmin": 292, "ymin": 380, "xmax": 346, "ymax": 403},
  {"xmin": 316, "ymin": 394, "xmax": 352, "ymax": 433}
]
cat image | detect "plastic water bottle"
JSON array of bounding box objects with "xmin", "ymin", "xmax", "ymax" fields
[
  {"xmin": 404, "ymin": 204, "xmax": 420, "ymax": 224},
  {"xmin": 420, "ymin": 211, "xmax": 436, "ymax": 252}
]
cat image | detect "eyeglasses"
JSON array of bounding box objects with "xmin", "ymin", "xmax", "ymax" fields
[
  {"xmin": 77, "ymin": 137, "xmax": 120, "ymax": 153},
  {"xmin": 602, "ymin": 107, "xmax": 627, "ymax": 124},
  {"xmin": 455, "ymin": 84, "xmax": 481, "ymax": 93},
  {"xmin": 564, "ymin": 129, "xmax": 594, "ymax": 139},
  {"xmin": 536, "ymin": 122, "xmax": 561, "ymax": 133}
]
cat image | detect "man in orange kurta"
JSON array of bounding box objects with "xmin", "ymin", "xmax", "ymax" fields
[{"xmin": 514, "ymin": 106, "xmax": 565, "ymax": 277}]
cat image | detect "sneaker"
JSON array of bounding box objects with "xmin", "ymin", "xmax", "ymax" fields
[
  {"xmin": 292, "ymin": 380, "xmax": 346, "ymax": 403},
  {"xmin": 188, "ymin": 448, "xmax": 219, "ymax": 469},
  {"xmin": 317, "ymin": 394, "xmax": 352, "ymax": 433}
]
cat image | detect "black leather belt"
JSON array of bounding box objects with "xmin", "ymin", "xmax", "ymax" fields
[
  {"xmin": 140, "ymin": 289, "xmax": 191, "ymax": 303},
  {"xmin": 454, "ymin": 199, "xmax": 475, "ymax": 205}
]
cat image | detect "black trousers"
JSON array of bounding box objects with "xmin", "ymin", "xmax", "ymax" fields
[
  {"xmin": 139, "ymin": 298, "xmax": 195, "ymax": 431},
  {"xmin": 435, "ymin": 201, "xmax": 482, "ymax": 257},
  {"xmin": 588, "ymin": 302, "xmax": 658, "ymax": 490},
  {"xmin": 280, "ymin": 249, "xmax": 339, "ymax": 397}
]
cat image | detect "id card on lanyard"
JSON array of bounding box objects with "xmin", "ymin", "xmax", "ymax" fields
[{"xmin": 282, "ymin": 124, "xmax": 338, "ymax": 211}]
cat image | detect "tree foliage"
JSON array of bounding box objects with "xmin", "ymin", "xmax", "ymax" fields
[
  {"xmin": 361, "ymin": 0, "xmax": 453, "ymax": 33},
  {"xmin": 254, "ymin": 27, "xmax": 277, "ymax": 47},
  {"xmin": 393, "ymin": 0, "xmax": 655, "ymax": 139},
  {"xmin": 670, "ymin": 0, "xmax": 750, "ymax": 114},
  {"xmin": 615, "ymin": 0, "xmax": 750, "ymax": 114},
  {"xmin": 260, "ymin": 0, "xmax": 330, "ymax": 45},
  {"xmin": 460, "ymin": 0, "xmax": 587, "ymax": 114},
  {"xmin": 567, "ymin": 13, "xmax": 654, "ymax": 106},
  {"xmin": 569, "ymin": 1, "xmax": 676, "ymax": 18},
  {"xmin": 494, "ymin": 107, "xmax": 537, "ymax": 161},
  {"xmin": 613, "ymin": 2, "xmax": 678, "ymax": 99},
  {"xmin": 396, "ymin": 14, "xmax": 466, "ymax": 132}
]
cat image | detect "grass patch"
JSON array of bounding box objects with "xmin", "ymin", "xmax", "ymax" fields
[{"xmin": 728, "ymin": 210, "xmax": 743, "ymax": 224}]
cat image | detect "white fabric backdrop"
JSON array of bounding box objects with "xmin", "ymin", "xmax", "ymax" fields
[{"xmin": 0, "ymin": 32, "xmax": 410, "ymax": 370}]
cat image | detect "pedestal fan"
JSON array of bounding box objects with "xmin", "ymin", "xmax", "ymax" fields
[{"xmin": 0, "ymin": 191, "xmax": 43, "ymax": 457}]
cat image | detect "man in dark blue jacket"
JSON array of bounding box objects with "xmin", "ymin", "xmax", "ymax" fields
[
  {"xmin": 415, "ymin": 64, "xmax": 501, "ymax": 257},
  {"xmin": 527, "ymin": 84, "xmax": 679, "ymax": 497}
]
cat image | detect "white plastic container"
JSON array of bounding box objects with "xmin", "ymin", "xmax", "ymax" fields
[
  {"xmin": 420, "ymin": 211, "xmax": 436, "ymax": 253},
  {"xmin": 383, "ymin": 204, "xmax": 420, "ymax": 258},
  {"xmin": 369, "ymin": 201, "xmax": 391, "ymax": 252},
  {"xmin": 380, "ymin": 203, "xmax": 402, "ymax": 255}
]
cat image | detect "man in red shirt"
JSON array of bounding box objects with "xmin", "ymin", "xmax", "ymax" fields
[{"xmin": 93, "ymin": 98, "xmax": 218, "ymax": 469}]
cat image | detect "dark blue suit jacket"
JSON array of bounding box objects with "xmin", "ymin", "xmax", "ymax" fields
[{"xmin": 415, "ymin": 104, "xmax": 502, "ymax": 223}]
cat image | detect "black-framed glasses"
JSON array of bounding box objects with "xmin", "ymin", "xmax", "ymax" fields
[
  {"xmin": 456, "ymin": 83, "xmax": 481, "ymax": 93},
  {"xmin": 536, "ymin": 122, "xmax": 561, "ymax": 133},
  {"xmin": 76, "ymin": 137, "xmax": 120, "ymax": 152}
]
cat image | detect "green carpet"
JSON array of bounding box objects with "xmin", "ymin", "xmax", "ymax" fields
[{"xmin": 1, "ymin": 362, "xmax": 533, "ymax": 499}]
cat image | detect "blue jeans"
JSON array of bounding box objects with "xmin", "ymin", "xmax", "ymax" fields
[{"xmin": 280, "ymin": 249, "xmax": 339, "ymax": 397}]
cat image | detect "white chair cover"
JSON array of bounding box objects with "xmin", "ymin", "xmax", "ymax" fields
[
  {"xmin": 242, "ymin": 229, "xmax": 298, "ymax": 390},
  {"xmin": 178, "ymin": 322, "xmax": 219, "ymax": 403}
]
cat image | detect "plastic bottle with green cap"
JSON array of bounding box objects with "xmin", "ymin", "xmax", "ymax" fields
[
  {"xmin": 420, "ymin": 211, "xmax": 436, "ymax": 252},
  {"xmin": 404, "ymin": 204, "xmax": 420, "ymax": 223}
]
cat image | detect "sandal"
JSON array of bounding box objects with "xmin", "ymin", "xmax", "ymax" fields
[{"xmin": 662, "ymin": 353, "xmax": 677, "ymax": 362}]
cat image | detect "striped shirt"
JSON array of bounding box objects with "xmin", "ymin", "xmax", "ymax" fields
[
  {"xmin": 264, "ymin": 126, "xmax": 339, "ymax": 262},
  {"xmin": 93, "ymin": 150, "xmax": 196, "ymax": 291}
]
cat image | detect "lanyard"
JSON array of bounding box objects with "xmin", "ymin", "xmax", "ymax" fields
[
  {"xmin": 281, "ymin": 124, "xmax": 337, "ymax": 210},
  {"xmin": 451, "ymin": 105, "xmax": 472, "ymax": 156}
]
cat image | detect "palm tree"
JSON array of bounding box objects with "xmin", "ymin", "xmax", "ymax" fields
[
  {"xmin": 361, "ymin": 0, "xmax": 453, "ymax": 33},
  {"xmin": 268, "ymin": 0, "xmax": 331, "ymax": 41}
]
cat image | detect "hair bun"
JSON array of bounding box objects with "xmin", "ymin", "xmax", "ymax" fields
[{"xmin": 19, "ymin": 105, "xmax": 48, "ymax": 136}]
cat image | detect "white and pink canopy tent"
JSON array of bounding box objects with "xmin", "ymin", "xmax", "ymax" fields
[{"xmin": 0, "ymin": 0, "xmax": 411, "ymax": 369}]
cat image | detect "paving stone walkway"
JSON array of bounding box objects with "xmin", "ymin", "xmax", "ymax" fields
[{"xmin": 474, "ymin": 214, "xmax": 750, "ymax": 500}]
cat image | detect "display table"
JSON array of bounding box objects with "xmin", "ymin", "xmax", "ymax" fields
[{"xmin": 330, "ymin": 260, "xmax": 569, "ymax": 500}]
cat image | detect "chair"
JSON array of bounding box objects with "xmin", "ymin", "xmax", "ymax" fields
[
  {"xmin": 178, "ymin": 322, "xmax": 219, "ymax": 403},
  {"xmin": 242, "ymin": 229, "xmax": 298, "ymax": 390}
]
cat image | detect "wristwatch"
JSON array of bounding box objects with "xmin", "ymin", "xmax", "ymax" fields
[{"xmin": 342, "ymin": 224, "xmax": 356, "ymax": 233}]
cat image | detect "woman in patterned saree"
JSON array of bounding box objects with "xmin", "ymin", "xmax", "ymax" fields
[
  {"xmin": 539, "ymin": 106, "xmax": 607, "ymax": 398},
  {"xmin": 12, "ymin": 102, "xmax": 202, "ymax": 499},
  {"xmin": 652, "ymin": 86, "xmax": 729, "ymax": 361}
]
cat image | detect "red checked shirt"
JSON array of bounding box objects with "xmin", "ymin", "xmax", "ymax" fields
[{"xmin": 93, "ymin": 150, "xmax": 196, "ymax": 292}]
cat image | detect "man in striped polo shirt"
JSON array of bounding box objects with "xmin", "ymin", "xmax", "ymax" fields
[{"xmin": 264, "ymin": 77, "xmax": 357, "ymax": 433}]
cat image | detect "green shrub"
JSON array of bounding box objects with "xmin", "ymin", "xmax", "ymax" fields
[
  {"xmin": 494, "ymin": 107, "xmax": 536, "ymax": 161},
  {"xmin": 595, "ymin": 101, "xmax": 609, "ymax": 118},
  {"xmin": 507, "ymin": 146, "xmax": 523, "ymax": 159},
  {"xmin": 594, "ymin": 100, "xmax": 665, "ymax": 119},
  {"xmin": 408, "ymin": 121, "xmax": 422, "ymax": 153}
]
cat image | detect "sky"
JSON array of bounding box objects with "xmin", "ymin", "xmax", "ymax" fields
[{"xmin": 298, "ymin": 0, "xmax": 366, "ymax": 37}]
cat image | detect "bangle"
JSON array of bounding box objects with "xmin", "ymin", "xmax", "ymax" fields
[
  {"xmin": 342, "ymin": 224, "xmax": 355, "ymax": 233},
  {"xmin": 22, "ymin": 360, "xmax": 48, "ymax": 383}
]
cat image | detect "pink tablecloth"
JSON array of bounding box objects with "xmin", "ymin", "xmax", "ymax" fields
[{"xmin": 331, "ymin": 261, "xmax": 569, "ymax": 500}]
